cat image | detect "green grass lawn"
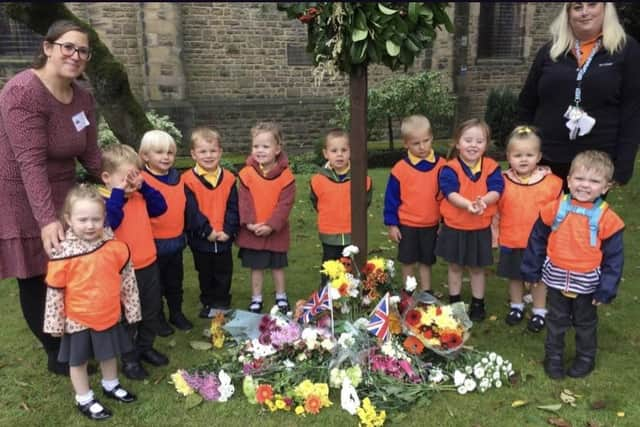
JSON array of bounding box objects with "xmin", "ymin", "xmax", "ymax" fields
[{"xmin": 1, "ymin": 164, "xmax": 639, "ymax": 426}]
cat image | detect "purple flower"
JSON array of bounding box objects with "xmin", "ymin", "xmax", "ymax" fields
[{"xmin": 199, "ymin": 374, "xmax": 221, "ymax": 401}]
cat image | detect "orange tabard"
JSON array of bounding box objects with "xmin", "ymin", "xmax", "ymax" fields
[
  {"xmin": 391, "ymin": 158, "xmax": 444, "ymax": 227},
  {"xmin": 45, "ymin": 240, "xmax": 129, "ymax": 331},
  {"xmin": 540, "ymin": 198, "xmax": 624, "ymax": 272},
  {"xmin": 238, "ymin": 166, "xmax": 295, "ymax": 223},
  {"xmin": 113, "ymin": 192, "xmax": 157, "ymax": 269},
  {"xmin": 498, "ymin": 174, "xmax": 563, "ymax": 248},
  {"xmin": 182, "ymin": 168, "xmax": 236, "ymax": 231},
  {"xmin": 310, "ymin": 174, "xmax": 372, "ymax": 234},
  {"xmin": 439, "ymin": 157, "xmax": 500, "ymax": 230},
  {"xmin": 142, "ymin": 171, "xmax": 186, "ymax": 239}
]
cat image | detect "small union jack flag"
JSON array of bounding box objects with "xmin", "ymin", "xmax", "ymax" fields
[
  {"xmin": 301, "ymin": 286, "xmax": 331, "ymax": 324},
  {"xmin": 367, "ymin": 292, "xmax": 390, "ymax": 341}
]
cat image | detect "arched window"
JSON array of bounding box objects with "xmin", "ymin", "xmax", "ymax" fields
[
  {"xmin": 0, "ymin": 5, "xmax": 41, "ymax": 58},
  {"xmin": 477, "ymin": 3, "xmax": 524, "ymax": 59}
]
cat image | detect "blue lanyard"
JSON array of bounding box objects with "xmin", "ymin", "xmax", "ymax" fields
[{"xmin": 574, "ymin": 39, "xmax": 601, "ymax": 106}]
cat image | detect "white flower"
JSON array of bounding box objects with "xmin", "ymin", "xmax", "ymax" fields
[
  {"xmin": 301, "ymin": 327, "xmax": 318, "ymax": 342},
  {"xmin": 321, "ymin": 338, "xmax": 336, "ymax": 351},
  {"xmin": 340, "ymin": 302, "xmax": 351, "ymax": 314},
  {"xmin": 342, "ymin": 245, "xmax": 359, "ymax": 257},
  {"xmin": 496, "ymin": 355, "xmax": 503, "ymax": 366},
  {"xmin": 354, "ymin": 317, "xmax": 369, "ymax": 330},
  {"xmin": 473, "ymin": 366, "xmax": 485, "ymax": 379},
  {"xmin": 329, "ymin": 286, "xmax": 342, "ymax": 300},
  {"xmin": 405, "ymin": 276, "xmax": 418, "ymax": 292},
  {"xmin": 489, "ymin": 352, "xmax": 497, "ymax": 362},
  {"xmin": 390, "ymin": 295, "xmax": 401, "ymax": 305},
  {"xmin": 465, "ymin": 366, "xmax": 473, "ymax": 375},
  {"xmin": 338, "ymin": 333, "xmax": 355, "ymax": 348},
  {"xmin": 238, "ymin": 355, "xmax": 246, "ymax": 363},
  {"xmin": 283, "ymin": 359, "xmax": 295, "ymax": 369},
  {"xmin": 340, "ymin": 378, "xmax": 360, "ymax": 415},
  {"xmin": 386, "ymin": 259, "xmax": 395, "ymax": 277},
  {"xmin": 429, "ymin": 368, "xmax": 445, "ymax": 384},
  {"xmin": 457, "ymin": 385, "xmax": 468, "ymax": 395},
  {"xmin": 269, "ymin": 305, "xmax": 280, "ymax": 316},
  {"xmin": 480, "ymin": 377, "xmax": 490, "ymax": 389},
  {"xmin": 495, "ymin": 380, "xmax": 502, "ymax": 388},
  {"xmin": 493, "ymin": 372, "xmax": 500, "ymax": 380},
  {"xmin": 217, "ymin": 370, "xmax": 235, "ymax": 401},
  {"xmin": 453, "ymin": 370, "xmax": 466, "ymax": 387},
  {"xmin": 330, "ymin": 368, "xmax": 345, "ymax": 388},
  {"xmin": 297, "ymin": 353, "xmax": 307, "ymax": 362},
  {"xmin": 362, "ymin": 295, "xmax": 372, "ymax": 306},
  {"xmin": 481, "ymin": 357, "xmax": 489, "ymax": 364},
  {"xmin": 463, "ymin": 378, "xmax": 477, "ymax": 392}
]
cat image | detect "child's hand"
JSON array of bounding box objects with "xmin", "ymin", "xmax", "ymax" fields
[
  {"xmin": 207, "ymin": 230, "xmax": 218, "ymax": 242},
  {"xmin": 388, "ymin": 226, "xmax": 402, "ymax": 243},
  {"xmin": 217, "ymin": 232, "xmax": 230, "ymax": 242},
  {"xmin": 126, "ymin": 169, "xmax": 143, "ymax": 191},
  {"xmin": 475, "ymin": 196, "xmax": 487, "ymax": 211},
  {"xmin": 254, "ymin": 224, "xmax": 273, "ymax": 236},
  {"xmin": 247, "ymin": 223, "xmax": 257, "ymax": 232},
  {"xmin": 466, "ymin": 199, "xmax": 481, "ymax": 214}
]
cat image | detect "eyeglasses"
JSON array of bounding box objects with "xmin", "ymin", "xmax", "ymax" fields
[{"xmin": 52, "ymin": 42, "xmax": 92, "ymax": 61}]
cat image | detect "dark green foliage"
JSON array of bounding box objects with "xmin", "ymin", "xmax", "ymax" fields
[
  {"xmin": 484, "ymin": 87, "xmax": 518, "ymax": 153},
  {"xmin": 617, "ymin": 3, "xmax": 640, "ymax": 41}
]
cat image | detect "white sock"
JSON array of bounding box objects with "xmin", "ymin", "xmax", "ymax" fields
[
  {"xmin": 76, "ymin": 390, "xmax": 95, "ymax": 406},
  {"xmin": 275, "ymin": 292, "xmax": 287, "ymax": 300},
  {"xmin": 532, "ymin": 308, "xmax": 547, "ymax": 318},
  {"xmin": 101, "ymin": 378, "xmax": 119, "ymax": 392},
  {"xmin": 510, "ymin": 303, "xmax": 524, "ymax": 311},
  {"xmin": 251, "ymin": 295, "xmax": 262, "ymax": 303}
]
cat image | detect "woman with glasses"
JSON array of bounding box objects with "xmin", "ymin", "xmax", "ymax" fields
[
  {"xmin": 0, "ymin": 20, "xmax": 102, "ymax": 375},
  {"xmin": 518, "ymin": 3, "xmax": 640, "ymax": 185}
]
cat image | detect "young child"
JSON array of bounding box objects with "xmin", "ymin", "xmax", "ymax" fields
[
  {"xmin": 100, "ymin": 143, "xmax": 168, "ymax": 380},
  {"xmin": 497, "ymin": 126, "xmax": 563, "ymax": 332},
  {"xmin": 182, "ymin": 127, "xmax": 239, "ymax": 318},
  {"xmin": 44, "ymin": 185, "xmax": 141, "ymax": 421},
  {"xmin": 139, "ymin": 130, "xmax": 193, "ymax": 335},
  {"xmin": 310, "ymin": 129, "xmax": 372, "ymax": 286},
  {"xmin": 522, "ymin": 150, "xmax": 624, "ymax": 379},
  {"xmin": 237, "ymin": 122, "xmax": 296, "ymax": 313},
  {"xmin": 384, "ymin": 115, "xmax": 445, "ymax": 291},
  {"xmin": 435, "ymin": 118, "xmax": 504, "ymax": 321}
]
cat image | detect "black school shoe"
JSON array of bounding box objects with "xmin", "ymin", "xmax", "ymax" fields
[
  {"xmin": 140, "ymin": 348, "xmax": 169, "ymax": 366},
  {"xmin": 157, "ymin": 318, "xmax": 175, "ymax": 337},
  {"xmin": 566, "ymin": 357, "xmax": 595, "ymax": 378},
  {"xmin": 77, "ymin": 398, "xmax": 112, "ymax": 421},
  {"xmin": 122, "ymin": 361, "xmax": 149, "ymax": 380},
  {"xmin": 169, "ymin": 312, "xmax": 194, "ymax": 330},
  {"xmin": 468, "ymin": 301, "xmax": 486, "ymax": 322},
  {"xmin": 505, "ymin": 308, "xmax": 524, "ymax": 326},
  {"xmin": 103, "ymin": 385, "xmax": 137, "ymax": 403},
  {"xmin": 527, "ymin": 314, "xmax": 546, "ymax": 333},
  {"xmin": 543, "ymin": 356, "xmax": 565, "ymax": 380}
]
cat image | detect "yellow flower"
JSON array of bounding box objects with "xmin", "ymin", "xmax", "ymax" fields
[
  {"xmin": 170, "ymin": 370, "xmax": 194, "ymax": 396},
  {"xmin": 321, "ymin": 259, "xmax": 347, "ymax": 279},
  {"xmin": 210, "ymin": 312, "xmax": 226, "ymax": 348},
  {"xmin": 275, "ymin": 399, "xmax": 286, "ymax": 410},
  {"xmin": 368, "ymin": 257, "xmax": 385, "ymax": 272},
  {"xmin": 357, "ymin": 397, "xmax": 386, "ymax": 427},
  {"xmin": 295, "ymin": 405, "xmax": 305, "ymax": 416}
]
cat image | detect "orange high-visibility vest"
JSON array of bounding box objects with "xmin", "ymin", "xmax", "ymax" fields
[
  {"xmin": 238, "ymin": 166, "xmax": 295, "ymax": 223},
  {"xmin": 390, "ymin": 158, "xmax": 444, "ymax": 227},
  {"xmin": 540, "ymin": 197, "xmax": 624, "ymax": 272},
  {"xmin": 113, "ymin": 192, "xmax": 157, "ymax": 269},
  {"xmin": 182, "ymin": 168, "xmax": 236, "ymax": 231},
  {"xmin": 439, "ymin": 157, "xmax": 500, "ymax": 230},
  {"xmin": 142, "ymin": 171, "xmax": 186, "ymax": 239},
  {"xmin": 46, "ymin": 240, "xmax": 129, "ymax": 331},
  {"xmin": 310, "ymin": 174, "xmax": 372, "ymax": 234},
  {"xmin": 498, "ymin": 174, "xmax": 563, "ymax": 248}
]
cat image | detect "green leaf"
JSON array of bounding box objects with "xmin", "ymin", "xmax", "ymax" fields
[
  {"xmin": 185, "ymin": 393, "xmax": 203, "ymax": 409},
  {"xmin": 537, "ymin": 403, "xmax": 563, "ymax": 412},
  {"xmin": 352, "ymin": 28, "xmax": 368, "ymax": 42},
  {"xmin": 399, "ymin": 47, "xmax": 414, "ymax": 65},
  {"xmin": 366, "ymin": 41, "xmax": 380, "ymax": 63},
  {"xmin": 408, "ymin": 3, "xmax": 419, "ymax": 23},
  {"xmin": 189, "ymin": 341, "xmax": 213, "ymax": 351},
  {"xmin": 350, "ymin": 40, "xmax": 368, "ymax": 64},
  {"xmin": 394, "ymin": 15, "xmax": 409, "ymax": 36},
  {"xmin": 404, "ymin": 37, "xmax": 420, "ymax": 53},
  {"xmin": 386, "ymin": 40, "xmax": 401, "ymax": 57},
  {"xmin": 378, "ymin": 3, "xmax": 398, "ymax": 15}
]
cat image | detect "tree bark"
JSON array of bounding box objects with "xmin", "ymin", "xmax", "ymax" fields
[
  {"xmin": 350, "ymin": 65, "xmax": 368, "ymax": 267},
  {"xmin": 6, "ymin": 2, "xmax": 152, "ymax": 149}
]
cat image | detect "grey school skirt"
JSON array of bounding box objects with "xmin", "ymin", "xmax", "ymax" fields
[
  {"xmin": 435, "ymin": 223, "xmax": 493, "ymax": 267},
  {"xmin": 58, "ymin": 323, "xmax": 133, "ymax": 367}
]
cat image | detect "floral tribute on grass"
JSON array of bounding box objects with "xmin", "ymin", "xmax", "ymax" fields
[{"xmin": 172, "ymin": 246, "xmax": 516, "ymax": 424}]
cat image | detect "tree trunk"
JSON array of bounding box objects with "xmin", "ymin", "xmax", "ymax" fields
[
  {"xmin": 350, "ymin": 65, "xmax": 368, "ymax": 267},
  {"xmin": 387, "ymin": 115, "xmax": 394, "ymax": 150},
  {"xmin": 6, "ymin": 2, "xmax": 152, "ymax": 149}
]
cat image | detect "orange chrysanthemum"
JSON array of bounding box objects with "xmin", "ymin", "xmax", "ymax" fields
[
  {"xmin": 388, "ymin": 312, "xmax": 402, "ymax": 335},
  {"xmin": 403, "ymin": 336, "xmax": 424, "ymax": 355},
  {"xmin": 256, "ymin": 384, "xmax": 274, "ymax": 404},
  {"xmin": 304, "ymin": 394, "xmax": 322, "ymax": 414}
]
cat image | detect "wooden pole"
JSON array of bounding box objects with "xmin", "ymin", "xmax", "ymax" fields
[{"xmin": 350, "ymin": 65, "xmax": 368, "ymax": 267}]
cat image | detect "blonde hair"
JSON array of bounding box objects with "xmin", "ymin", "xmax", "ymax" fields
[
  {"xmin": 139, "ymin": 130, "xmax": 176, "ymax": 156},
  {"xmin": 62, "ymin": 184, "xmax": 105, "ymax": 219},
  {"xmin": 401, "ymin": 115, "xmax": 433, "ymax": 140},
  {"xmin": 447, "ymin": 118, "xmax": 491, "ymax": 159},
  {"xmin": 101, "ymin": 143, "xmax": 140, "ymax": 173},
  {"xmin": 506, "ymin": 125, "xmax": 541, "ymax": 153},
  {"xmin": 325, "ymin": 128, "xmax": 349, "ymax": 148},
  {"xmin": 569, "ymin": 150, "xmax": 614, "ymax": 182},
  {"xmin": 190, "ymin": 126, "xmax": 222, "ymax": 150},
  {"xmin": 549, "ymin": 3, "xmax": 626, "ymax": 61},
  {"xmin": 251, "ymin": 122, "xmax": 283, "ymax": 147}
]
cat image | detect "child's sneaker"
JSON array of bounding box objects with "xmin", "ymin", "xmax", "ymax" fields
[
  {"xmin": 505, "ymin": 308, "xmax": 524, "ymax": 326},
  {"xmin": 527, "ymin": 314, "xmax": 546, "ymax": 332}
]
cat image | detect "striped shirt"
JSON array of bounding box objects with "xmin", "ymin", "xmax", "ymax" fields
[{"xmin": 541, "ymin": 257, "xmax": 600, "ymax": 295}]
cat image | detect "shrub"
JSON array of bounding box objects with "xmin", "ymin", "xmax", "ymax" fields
[
  {"xmin": 484, "ymin": 87, "xmax": 518, "ymax": 153},
  {"xmin": 98, "ymin": 110, "xmax": 183, "ymax": 147}
]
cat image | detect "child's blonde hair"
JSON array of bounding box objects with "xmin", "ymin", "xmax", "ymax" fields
[
  {"xmin": 506, "ymin": 125, "xmax": 541, "ymax": 154},
  {"xmin": 251, "ymin": 122, "xmax": 283, "ymax": 146},
  {"xmin": 62, "ymin": 184, "xmax": 105, "ymax": 219},
  {"xmin": 401, "ymin": 115, "xmax": 432, "ymax": 140},
  {"xmin": 324, "ymin": 128, "xmax": 349, "ymax": 148},
  {"xmin": 190, "ymin": 126, "xmax": 222, "ymax": 150},
  {"xmin": 569, "ymin": 150, "xmax": 615, "ymax": 182},
  {"xmin": 447, "ymin": 118, "xmax": 491, "ymax": 159},
  {"xmin": 101, "ymin": 143, "xmax": 140, "ymax": 173},
  {"xmin": 139, "ymin": 130, "xmax": 177, "ymax": 156}
]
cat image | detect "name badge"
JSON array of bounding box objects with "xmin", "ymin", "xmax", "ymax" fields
[{"xmin": 72, "ymin": 111, "xmax": 90, "ymax": 132}]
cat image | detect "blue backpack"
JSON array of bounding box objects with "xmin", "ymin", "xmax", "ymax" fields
[{"xmin": 551, "ymin": 194, "xmax": 607, "ymax": 247}]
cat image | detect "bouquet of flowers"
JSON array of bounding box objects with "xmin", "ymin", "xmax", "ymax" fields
[
  {"xmin": 170, "ymin": 369, "xmax": 235, "ymax": 403},
  {"xmin": 402, "ymin": 291, "xmax": 471, "ymax": 358}
]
